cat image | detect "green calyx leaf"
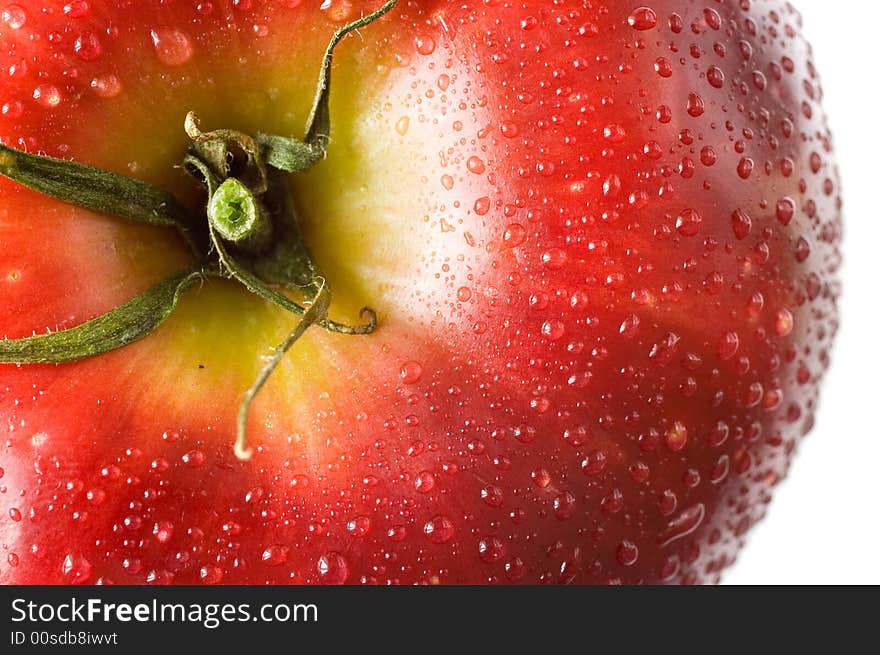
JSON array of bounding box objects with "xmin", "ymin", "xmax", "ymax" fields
[
  {"xmin": 235, "ymin": 278, "xmax": 331, "ymax": 461},
  {"xmin": 0, "ymin": 268, "xmax": 206, "ymax": 364},
  {"xmin": 255, "ymin": 134, "xmax": 322, "ymax": 174},
  {"xmin": 0, "ymin": 144, "xmax": 204, "ymax": 254},
  {"xmin": 304, "ymin": 0, "xmax": 399, "ymax": 152},
  {"xmin": 251, "ymin": 1, "xmax": 398, "ymax": 174}
]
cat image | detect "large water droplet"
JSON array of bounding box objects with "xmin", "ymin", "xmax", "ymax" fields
[
  {"xmin": 717, "ymin": 331, "xmax": 740, "ymax": 360},
  {"xmin": 473, "ymin": 196, "xmax": 491, "ymax": 216},
  {"xmin": 480, "ymin": 485, "xmax": 503, "ymax": 507},
  {"xmin": 74, "ymin": 32, "xmax": 103, "ymax": 61},
  {"xmin": 737, "ymin": 157, "xmax": 754, "ymax": 179},
  {"xmin": 659, "ymin": 504, "xmax": 706, "ymax": 546},
  {"xmin": 1, "ymin": 100, "xmax": 23, "ymax": 118},
  {"xmin": 731, "ymin": 208, "xmax": 752, "ymax": 240},
  {"xmin": 776, "ymin": 197, "xmax": 796, "ymax": 225},
  {"xmin": 346, "ymin": 515, "xmax": 371, "ymax": 537},
  {"xmin": 61, "ymin": 552, "xmax": 93, "ymax": 584},
  {"xmin": 181, "ymin": 449, "xmax": 205, "ymax": 467},
  {"xmin": 415, "ymin": 34, "xmax": 436, "ymax": 56},
  {"xmin": 150, "ymin": 28, "xmax": 194, "ymax": 67},
  {"xmin": 775, "ymin": 309, "xmax": 794, "ymax": 336},
  {"xmin": 554, "ymin": 491, "xmax": 576, "ymax": 520},
  {"xmin": 686, "ymin": 93, "xmax": 705, "ymax": 117},
  {"xmin": 478, "ymin": 536, "xmax": 505, "ymax": 563},
  {"xmin": 400, "ymin": 361, "xmax": 423, "ymax": 384},
  {"xmin": 1, "ymin": 4, "xmax": 26, "ymax": 29},
  {"xmin": 199, "ymin": 565, "xmax": 223, "ymax": 584},
  {"xmin": 64, "ymin": 1, "xmax": 91, "ymax": 18},
  {"xmin": 675, "ymin": 208, "xmax": 703, "ymax": 236},
  {"xmin": 503, "ymin": 223, "xmax": 526, "ymax": 247},
  {"xmin": 152, "ymin": 521, "xmax": 174, "ymax": 543},
  {"xmin": 665, "ymin": 421, "xmax": 688, "ymax": 451},
  {"xmin": 415, "ymin": 470, "xmax": 435, "ymax": 493},
  {"xmin": 262, "ymin": 544, "xmax": 290, "ymax": 566},
  {"xmin": 33, "ymin": 85, "xmax": 62, "ymax": 109},
  {"xmin": 616, "ymin": 541, "xmax": 639, "ymax": 566},
  {"xmin": 466, "ymin": 156, "xmax": 486, "ymax": 175},
  {"xmin": 316, "ymin": 551, "xmax": 349, "ymax": 584},
  {"xmin": 423, "ymin": 515, "xmax": 455, "ymax": 544},
  {"xmin": 628, "ymin": 7, "xmax": 657, "ymax": 31},
  {"xmin": 387, "ymin": 525, "xmax": 407, "ymax": 542}
]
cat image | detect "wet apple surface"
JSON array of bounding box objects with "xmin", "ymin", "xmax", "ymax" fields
[{"xmin": 0, "ymin": 0, "xmax": 840, "ymax": 584}]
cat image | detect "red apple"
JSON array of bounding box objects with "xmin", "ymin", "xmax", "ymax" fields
[{"xmin": 0, "ymin": 0, "xmax": 840, "ymax": 584}]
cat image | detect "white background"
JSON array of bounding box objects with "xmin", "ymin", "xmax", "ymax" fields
[{"xmin": 726, "ymin": 1, "xmax": 880, "ymax": 584}]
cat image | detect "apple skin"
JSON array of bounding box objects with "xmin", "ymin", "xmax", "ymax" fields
[{"xmin": 0, "ymin": 0, "xmax": 840, "ymax": 584}]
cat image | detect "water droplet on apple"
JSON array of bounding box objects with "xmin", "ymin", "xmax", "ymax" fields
[
  {"xmin": 33, "ymin": 85, "xmax": 62, "ymax": 108},
  {"xmin": 473, "ymin": 196, "xmax": 491, "ymax": 215},
  {"xmin": 387, "ymin": 525, "xmax": 407, "ymax": 542},
  {"xmin": 466, "ymin": 156, "xmax": 486, "ymax": 174},
  {"xmin": 152, "ymin": 521, "xmax": 174, "ymax": 543},
  {"xmin": 1, "ymin": 100, "xmax": 23, "ymax": 118},
  {"xmin": 74, "ymin": 32, "xmax": 103, "ymax": 61},
  {"xmin": 502, "ymin": 558, "xmax": 527, "ymax": 585},
  {"xmin": 628, "ymin": 7, "xmax": 657, "ymax": 31},
  {"xmin": 554, "ymin": 491, "xmax": 576, "ymax": 520},
  {"xmin": 676, "ymin": 208, "xmax": 703, "ymax": 236},
  {"xmin": 415, "ymin": 470, "xmax": 435, "ymax": 493},
  {"xmin": 481, "ymin": 485, "xmax": 504, "ymax": 507},
  {"xmin": 199, "ymin": 566, "xmax": 223, "ymax": 584},
  {"xmin": 665, "ymin": 421, "xmax": 688, "ymax": 451},
  {"xmin": 320, "ymin": 0, "xmax": 353, "ymax": 24},
  {"xmin": 346, "ymin": 515, "xmax": 371, "ymax": 537},
  {"xmin": 659, "ymin": 504, "xmax": 706, "ymax": 546},
  {"xmin": 91, "ymin": 74, "xmax": 122, "ymax": 98},
  {"xmin": 181, "ymin": 449, "xmax": 205, "ymax": 467},
  {"xmin": 478, "ymin": 536, "xmax": 505, "ymax": 563},
  {"xmin": 150, "ymin": 27, "xmax": 194, "ymax": 66},
  {"xmin": 776, "ymin": 197, "xmax": 796, "ymax": 225},
  {"xmin": 717, "ymin": 331, "xmax": 740, "ymax": 360},
  {"xmin": 415, "ymin": 34, "xmax": 436, "ymax": 56},
  {"xmin": 64, "ymin": 0, "xmax": 91, "ymax": 17},
  {"xmin": 423, "ymin": 515, "xmax": 455, "ymax": 544},
  {"xmin": 1, "ymin": 4, "xmax": 26, "ymax": 29},
  {"xmin": 262, "ymin": 545, "xmax": 290, "ymax": 566},
  {"xmin": 61, "ymin": 552, "xmax": 93, "ymax": 584},
  {"xmin": 503, "ymin": 223, "xmax": 526, "ymax": 246},
  {"xmin": 400, "ymin": 361, "xmax": 423, "ymax": 384},
  {"xmin": 775, "ymin": 309, "xmax": 794, "ymax": 336},
  {"xmin": 616, "ymin": 541, "xmax": 639, "ymax": 566}
]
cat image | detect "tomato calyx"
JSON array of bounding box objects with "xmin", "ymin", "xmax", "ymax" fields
[{"xmin": 0, "ymin": 0, "xmax": 399, "ymax": 461}]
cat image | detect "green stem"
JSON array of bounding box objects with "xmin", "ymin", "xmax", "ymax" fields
[{"xmin": 207, "ymin": 177, "xmax": 272, "ymax": 251}]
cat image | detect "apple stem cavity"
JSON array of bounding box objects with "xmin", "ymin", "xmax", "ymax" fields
[{"xmin": 0, "ymin": 0, "xmax": 398, "ymax": 461}]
